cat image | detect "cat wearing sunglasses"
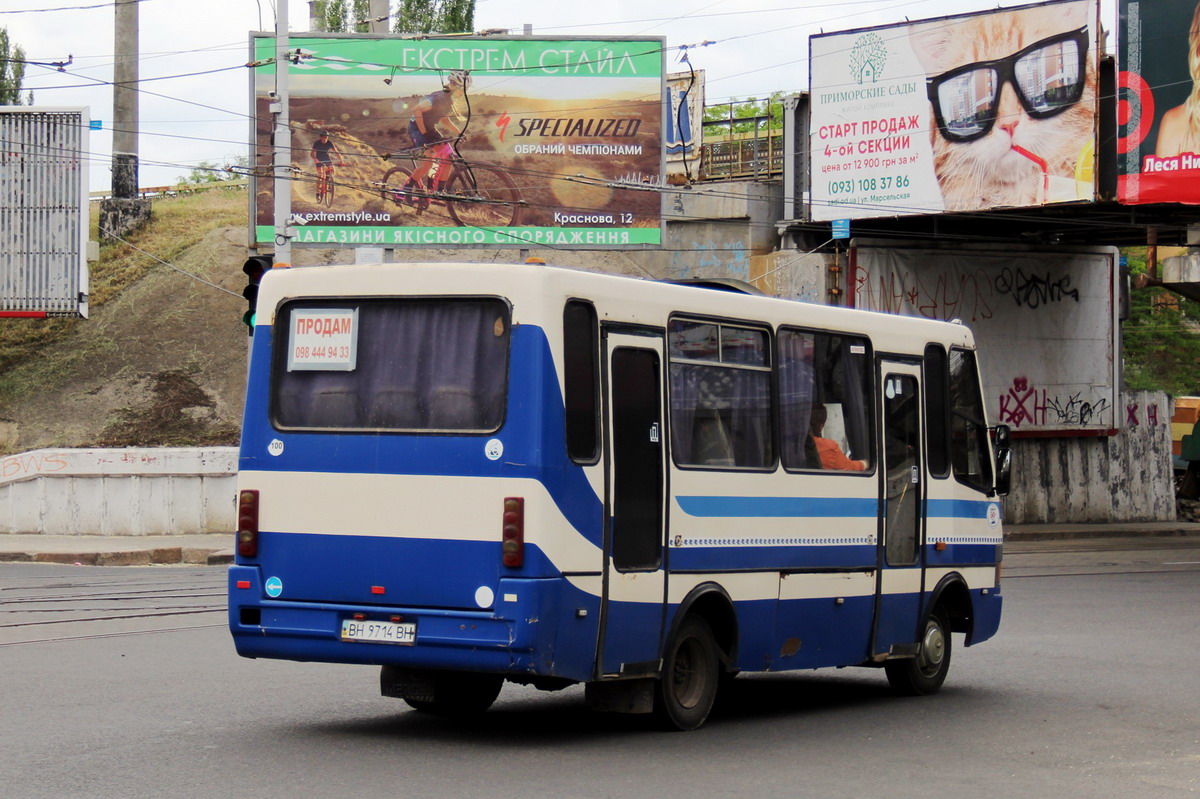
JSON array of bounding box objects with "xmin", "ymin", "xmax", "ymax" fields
[{"xmin": 909, "ymin": 4, "xmax": 1095, "ymax": 212}]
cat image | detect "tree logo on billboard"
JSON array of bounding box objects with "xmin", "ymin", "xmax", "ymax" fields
[{"xmin": 848, "ymin": 33, "xmax": 887, "ymax": 85}]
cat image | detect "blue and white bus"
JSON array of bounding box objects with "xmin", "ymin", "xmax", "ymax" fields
[{"xmin": 228, "ymin": 261, "xmax": 1010, "ymax": 730}]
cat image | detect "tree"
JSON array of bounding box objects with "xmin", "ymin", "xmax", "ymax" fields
[
  {"xmin": 315, "ymin": 0, "xmax": 350, "ymax": 32},
  {"xmin": 703, "ymin": 91, "xmax": 786, "ymax": 137},
  {"xmin": 0, "ymin": 26, "xmax": 28, "ymax": 105},
  {"xmin": 316, "ymin": 1, "xmax": 474, "ymax": 35},
  {"xmin": 394, "ymin": 0, "xmax": 475, "ymax": 34},
  {"xmin": 351, "ymin": 0, "xmax": 371, "ymax": 33},
  {"xmin": 176, "ymin": 155, "xmax": 248, "ymax": 186},
  {"xmin": 1121, "ymin": 248, "xmax": 1200, "ymax": 397}
]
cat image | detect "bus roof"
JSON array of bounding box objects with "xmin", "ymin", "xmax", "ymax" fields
[{"xmin": 255, "ymin": 261, "xmax": 976, "ymax": 353}]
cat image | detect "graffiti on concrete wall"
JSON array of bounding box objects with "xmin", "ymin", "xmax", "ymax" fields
[
  {"xmin": 1124, "ymin": 401, "xmax": 1162, "ymax": 427},
  {"xmin": 0, "ymin": 451, "xmax": 69, "ymax": 480},
  {"xmin": 854, "ymin": 244, "xmax": 1118, "ymax": 433},
  {"xmin": 854, "ymin": 266, "xmax": 996, "ymax": 323},
  {"xmin": 995, "ymin": 268, "xmax": 1080, "ymax": 308},
  {"xmin": 998, "ymin": 377, "xmax": 1113, "ymax": 429}
]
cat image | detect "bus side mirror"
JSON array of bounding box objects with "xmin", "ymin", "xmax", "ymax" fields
[
  {"xmin": 993, "ymin": 424, "xmax": 1011, "ymax": 449},
  {"xmin": 992, "ymin": 424, "xmax": 1012, "ymax": 497}
]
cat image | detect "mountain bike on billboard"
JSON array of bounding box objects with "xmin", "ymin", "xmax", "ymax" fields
[
  {"xmin": 379, "ymin": 143, "xmax": 523, "ymax": 228},
  {"xmin": 377, "ymin": 69, "xmax": 523, "ymax": 228}
]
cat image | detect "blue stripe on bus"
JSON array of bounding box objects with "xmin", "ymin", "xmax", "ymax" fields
[
  {"xmin": 678, "ymin": 496, "xmax": 997, "ymax": 521},
  {"xmin": 670, "ymin": 544, "xmax": 876, "ymax": 571},
  {"xmin": 676, "ymin": 495, "xmax": 879, "ymax": 517},
  {"xmin": 924, "ymin": 499, "xmax": 996, "ymax": 519}
]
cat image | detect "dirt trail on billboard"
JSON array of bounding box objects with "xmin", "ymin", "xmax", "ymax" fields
[
  {"xmin": 259, "ymin": 96, "xmax": 662, "ymax": 226},
  {"xmin": 0, "ymin": 188, "xmax": 650, "ymax": 456}
]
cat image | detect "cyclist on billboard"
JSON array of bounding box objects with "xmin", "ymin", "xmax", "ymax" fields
[
  {"xmin": 311, "ymin": 130, "xmax": 344, "ymax": 170},
  {"xmin": 310, "ymin": 130, "xmax": 345, "ymax": 201},
  {"xmin": 402, "ymin": 70, "xmax": 471, "ymax": 202}
]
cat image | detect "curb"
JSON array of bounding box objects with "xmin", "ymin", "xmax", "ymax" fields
[
  {"xmin": 1006, "ymin": 527, "xmax": 1200, "ymax": 542},
  {"xmin": 0, "ymin": 547, "xmax": 234, "ymax": 566}
]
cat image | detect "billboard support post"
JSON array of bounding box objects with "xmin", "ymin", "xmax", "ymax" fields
[{"xmin": 273, "ymin": 0, "xmax": 293, "ymax": 267}]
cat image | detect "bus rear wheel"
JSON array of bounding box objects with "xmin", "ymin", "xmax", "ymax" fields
[
  {"xmin": 885, "ymin": 609, "xmax": 952, "ymax": 696},
  {"xmin": 655, "ymin": 615, "xmax": 719, "ymax": 730}
]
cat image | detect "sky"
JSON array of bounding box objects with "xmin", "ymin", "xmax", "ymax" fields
[{"xmin": 0, "ymin": 0, "xmax": 1120, "ymax": 190}]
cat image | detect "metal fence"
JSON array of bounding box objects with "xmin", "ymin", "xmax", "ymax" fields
[{"xmin": 698, "ymin": 98, "xmax": 784, "ymax": 180}]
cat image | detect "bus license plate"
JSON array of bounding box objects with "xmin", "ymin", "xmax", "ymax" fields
[{"xmin": 341, "ymin": 619, "xmax": 416, "ymax": 645}]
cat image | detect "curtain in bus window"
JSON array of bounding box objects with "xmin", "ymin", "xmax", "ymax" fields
[
  {"xmin": 778, "ymin": 330, "xmax": 817, "ymax": 468},
  {"xmin": 274, "ymin": 299, "xmax": 509, "ymax": 431},
  {"xmin": 669, "ymin": 358, "xmax": 772, "ymax": 468},
  {"xmin": 816, "ymin": 335, "xmax": 871, "ymax": 462}
]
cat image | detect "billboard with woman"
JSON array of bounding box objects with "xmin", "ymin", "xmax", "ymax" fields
[{"xmin": 1119, "ymin": 0, "xmax": 1200, "ymax": 203}]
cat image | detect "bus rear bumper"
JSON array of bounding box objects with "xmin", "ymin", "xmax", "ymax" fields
[{"xmin": 227, "ymin": 566, "xmax": 598, "ymax": 680}]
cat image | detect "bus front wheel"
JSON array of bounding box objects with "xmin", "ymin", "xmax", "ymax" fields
[
  {"xmin": 885, "ymin": 609, "xmax": 952, "ymax": 695},
  {"xmin": 655, "ymin": 615, "xmax": 720, "ymax": 730}
]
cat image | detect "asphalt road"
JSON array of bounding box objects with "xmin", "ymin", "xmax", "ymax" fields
[{"xmin": 2, "ymin": 547, "xmax": 1197, "ymax": 799}]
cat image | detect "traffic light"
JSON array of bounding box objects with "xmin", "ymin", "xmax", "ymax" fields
[{"xmin": 242, "ymin": 255, "xmax": 273, "ymax": 335}]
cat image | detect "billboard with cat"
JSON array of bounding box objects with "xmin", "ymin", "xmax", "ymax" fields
[
  {"xmin": 809, "ymin": 0, "xmax": 1100, "ymax": 222},
  {"xmin": 1118, "ymin": 0, "xmax": 1200, "ymax": 203}
]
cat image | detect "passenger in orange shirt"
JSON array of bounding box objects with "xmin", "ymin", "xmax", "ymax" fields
[{"xmin": 811, "ymin": 404, "xmax": 867, "ymax": 471}]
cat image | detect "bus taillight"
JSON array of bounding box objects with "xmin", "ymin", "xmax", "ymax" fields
[
  {"xmin": 237, "ymin": 490, "xmax": 260, "ymax": 558},
  {"xmin": 502, "ymin": 497, "xmax": 524, "ymax": 568}
]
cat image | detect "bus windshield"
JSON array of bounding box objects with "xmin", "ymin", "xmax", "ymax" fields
[{"xmin": 271, "ymin": 297, "xmax": 510, "ymax": 432}]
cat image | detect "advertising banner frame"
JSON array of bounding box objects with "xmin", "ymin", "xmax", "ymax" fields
[
  {"xmin": 808, "ymin": 0, "xmax": 1100, "ymax": 222},
  {"xmin": 248, "ymin": 32, "xmax": 667, "ymax": 250}
]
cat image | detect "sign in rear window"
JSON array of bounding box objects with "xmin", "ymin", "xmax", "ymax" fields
[{"xmin": 288, "ymin": 308, "xmax": 359, "ymax": 371}]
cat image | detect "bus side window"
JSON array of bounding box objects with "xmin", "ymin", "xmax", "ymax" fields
[
  {"xmin": 948, "ymin": 348, "xmax": 993, "ymax": 491},
  {"xmin": 779, "ymin": 329, "xmax": 874, "ymax": 472},
  {"xmin": 563, "ymin": 300, "xmax": 599, "ymax": 462},
  {"xmin": 924, "ymin": 343, "xmax": 950, "ymax": 478}
]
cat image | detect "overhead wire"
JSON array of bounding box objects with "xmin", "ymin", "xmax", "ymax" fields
[
  {"xmin": 0, "ymin": 0, "xmax": 152, "ymax": 14},
  {"xmin": 2, "ymin": 1, "xmax": 1173, "ymax": 241}
]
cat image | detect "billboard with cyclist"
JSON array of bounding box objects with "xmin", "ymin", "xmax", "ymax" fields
[
  {"xmin": 808, "ymin": 0, "xmax": 1099, "ymax": 221},
  {"xmin": 250, "ymin": 35, "xmax": 665, "ymax": 247}
]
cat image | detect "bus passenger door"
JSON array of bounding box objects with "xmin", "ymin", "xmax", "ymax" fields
[
  {"xmin": 598, "ymin": 330, "xmax": 667, "ymax": 677},
  {"xmin": 872, "ymin": 364, "xmax": 926, "ymax": 657}
]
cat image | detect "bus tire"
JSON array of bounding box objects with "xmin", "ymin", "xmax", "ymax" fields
[
  {"xmin": 655, "ymin": 615, "xmax": 719, "ymax": 730},
  {"xmin": 403, "ymin": 672, "xmax": 503, "ymax": 716},
  {"xmin": 885, "ymin": 609, "xmax": 952, "ymax": 696}
]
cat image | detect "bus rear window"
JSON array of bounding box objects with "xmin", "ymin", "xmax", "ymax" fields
[{"xmin": 272, "ymin": 298, "xmax": 510, "ymax": 432}]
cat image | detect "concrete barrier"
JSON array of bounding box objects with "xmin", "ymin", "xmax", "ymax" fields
[
  {"xmin": 1004, "ymin": 390, "xmax": 1176, "ymax": 525},
  {"xmin": 0, "ymin": 448, "xmax": 237, "ymax": 536}
]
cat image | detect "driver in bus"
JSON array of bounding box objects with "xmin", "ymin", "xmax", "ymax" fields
[{"xmin": 811, "ymin": 403, "xmax": 867, "ymax": 471}]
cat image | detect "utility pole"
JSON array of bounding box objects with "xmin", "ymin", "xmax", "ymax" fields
[
  {"xmin": 99, "ymin": 0, "xmax": 150, "ymax": 239},
  {"xmin": 273, "ymin": 0, "xmax": 293, "ymax": 266},
  {"xmin": 368, "ymin": 0, "xmax": 389, "ymax": 33},
  {"xmin": 112, "ymin": 0, "xmax": 137, "ymax": 198}
]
